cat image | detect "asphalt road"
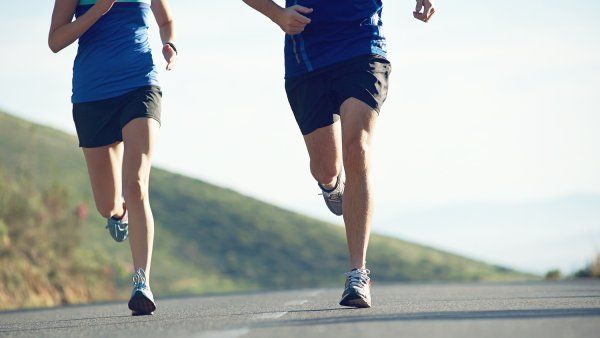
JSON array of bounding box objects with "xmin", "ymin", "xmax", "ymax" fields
[{"xmin": 1, "ymin": 281, "xmax": 599, "ymax": 338}]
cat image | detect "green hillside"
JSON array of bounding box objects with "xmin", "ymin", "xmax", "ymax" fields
[{"xmin": 0, "ymin": 111, "xmax": 532, "ymax": 310}]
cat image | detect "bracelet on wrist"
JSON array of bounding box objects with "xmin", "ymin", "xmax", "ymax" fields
[{"xmin": 166, "ymin": 42, "xmax": 178, "ymax": 55}]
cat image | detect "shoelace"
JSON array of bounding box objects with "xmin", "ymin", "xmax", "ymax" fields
[
  {"xmin": 345, "ymin": 268, "xmax": 371, "ymax": 288},
  {"xmin": 318, "ymin": 174, "xmax": 344, "ymax": 201},
  {"xmin": 318, "ymin": 180, "xmax": 343, "ymax": 201},
  {"xmin": 319, "ymin": 189, "xmax": 343, "ymax": 201},
  {"xmin": 132, "ymin": 268, "xmax": 148, "ymax": 289}
]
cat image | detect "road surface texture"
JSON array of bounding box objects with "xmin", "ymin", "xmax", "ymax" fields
[{"xmin": 1, "ymin": 281, "xmax": 599, "ymax": 338}]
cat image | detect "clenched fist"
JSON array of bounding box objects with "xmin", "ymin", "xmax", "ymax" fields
[
  {"xmin": 92, "ymin": 0, "xmax": 116, "ymax": 16},
  {"xmin": 274, "ymin": 5, "xmax": 313, "ymax": 35},
  {"xmin": 414, "ymin": 0, "xmax": 435, "ymax": 23},
  {"xmin": 163, "ymin": 43, "xmax": 177, "ymax": 71}
]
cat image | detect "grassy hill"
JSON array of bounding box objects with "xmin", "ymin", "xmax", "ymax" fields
[{"xmin": 0, "ymin": 111, "xmax": 532, "ymax": 310}]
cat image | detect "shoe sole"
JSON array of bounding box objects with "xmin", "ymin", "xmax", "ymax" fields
[
  {"xmin": 326, "ymin": 204, "xmax": 343, "ymax": 216},
  {"xmin": 112, "ymin": 234, "xmax": 128, "ymax": 243},
  {"xmin": 107, "ymin": 226, "xmax": 128, "ymax": 242},
  {"xmin": 339, "ymin": 295, "xmax": 371, "ymax": 308},
  {"xmin": 323, "ymin": 197, "xmax": 343, "ymax": 216},
  {"xmin": 128, "ymin": 291, "xmax": 156, "ymax": 316}
]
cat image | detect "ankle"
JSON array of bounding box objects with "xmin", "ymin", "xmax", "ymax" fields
[
  {"xmin": 112, "ymin": 204, "xmax": 126, "ymax": 220},
  {"xmin": 319, "ymin": 177, "xmax": 338, "ymax": 191},
  {"xmin": 350, "ymin": 261, "xmax": 367, "ymax": 271}
]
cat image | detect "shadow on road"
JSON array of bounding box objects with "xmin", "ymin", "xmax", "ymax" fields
[
  {"xmin": 265, "ymin": 308, "xmax": 600, "ymax": 328},
  {"xmin": 2, "ymin": 307, "xmax": 599, "ymax": 334},
  {"xmin": 0, "ymin": 308, "xmax": 351, "ymax": 334}
]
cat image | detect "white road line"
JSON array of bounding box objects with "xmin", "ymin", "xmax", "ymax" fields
[
  {"xmin": 253, "ymin": 311, "xmax": 288, "ymax": 320},
  {"xmin": 194, "ymin": 328, "xmax": 250, "ymax": 338},
  {"xmin": 195, "ymin": 311, "xmax": 289, "ymax": 337},
  {"xmin": 283, "ymin": 299, "xmax": 308, "ymax": 306},
  {"xmin": 193, "ymin": 310, "xmax": 289, "ymax": 337}
]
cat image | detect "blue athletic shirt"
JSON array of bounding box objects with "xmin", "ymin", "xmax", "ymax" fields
[
  {"xmin": 72, "ymin": 0, "xmax": 159, "ymax": 103},
  {"xmin": 284, "ymin": 0, "xmax": 387, "ymax": 79}
]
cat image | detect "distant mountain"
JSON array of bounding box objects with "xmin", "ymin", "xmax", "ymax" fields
[
  {"xmin": 377, "ymin": 196, "xmax": 600, "ymax": 274},
  {"xmin": 0, "ymin": 111, "xmax": 531, "ymax": 310}
]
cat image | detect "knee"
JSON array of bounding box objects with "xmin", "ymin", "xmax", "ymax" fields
[
  {"xmin": 343, "ymin": 139, "xmax": 369, "ymax": 174},
  {"xmin": 310, "ymin": 161, "xmax": 340, "ymax": 186},
  {"xmin": 123, "ymin": 178, "xmax": 148, "ymax": 204}
]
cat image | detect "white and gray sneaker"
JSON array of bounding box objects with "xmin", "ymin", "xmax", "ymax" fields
[
  {"xmin": 339, "ymin": 268, "xmax": 372, "ymax": 308},
  {"xmin": 319, "ymin": 173, "xmax": 344, "ymax": 216},
  {"xmin": 128, "ymin": 268, "xmax": 156, "ymax": 316}
]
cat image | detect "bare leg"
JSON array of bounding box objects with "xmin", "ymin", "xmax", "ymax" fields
[
  {"xmin": 122, "ymin": 118, "xmax": 160, "ymax": 283},
  {"xmin": 303, "ymin": 122, "xmax": 343, "ymax": 188},
  {"xmin": 340, "ymin": 98, "xmax": 378, "ymax": 270},
  {"xmin": 82, "ymin": 142, "xmax": 125, "ymax": 219}
]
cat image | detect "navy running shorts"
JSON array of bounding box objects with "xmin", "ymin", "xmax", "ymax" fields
[{"xmin": 285, "ymin": 54, "xmax": 391, "ymax": 135}]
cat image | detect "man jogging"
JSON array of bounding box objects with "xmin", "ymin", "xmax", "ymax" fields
[{"xmin": 242, "ymin": 0, "xmax": 435, "ymax": 308}]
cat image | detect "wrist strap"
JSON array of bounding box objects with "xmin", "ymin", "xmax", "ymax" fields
[{"xmin": 166, "ymin": 42, "xmax": 178, "ymax": 55}]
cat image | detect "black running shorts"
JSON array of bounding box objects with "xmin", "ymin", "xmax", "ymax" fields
[
  {"xmin": 285, "ymin": 54, "xmax": 391, "ymax": 135},
  {"xmin": 72, "ymin": 86, "xmax": 162, "ymax": 148}
]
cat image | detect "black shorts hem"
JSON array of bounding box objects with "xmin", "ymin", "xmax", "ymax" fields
[
  {"xmin": 121, "ymin": 113, "xmax": 163, "ymax": 131},
  {"xmin": 299, "ymin": 120, "xmax": 335, "ymax": 136},
  {"xmin": 79, "ymin": 138, "xmax": 122, "ymax": 149},
  {"xmin": 79, "ymin": 115, "xmax": 162, "ymax": 148},
  {"xmin": 337, "ymin": 94, "xmax": 382, "ymax": 115},
  {"xmin": 298, "ymin": 97, "xmax": 380, "ymax": 136}
]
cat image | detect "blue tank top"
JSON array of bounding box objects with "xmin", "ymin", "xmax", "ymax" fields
[
  {"xmin": 284, "ymin": 0, "xmax": 387, "ymax": 79},
  {"xmin": 72, "ymin": 0, "xmax": 159, "ymax": 103}
]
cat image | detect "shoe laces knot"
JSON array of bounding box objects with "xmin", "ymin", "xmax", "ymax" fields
[
  {"xmin": 132, "ymin": 268, "xmax": 148, "ymax": 289},
  {"xmin": 319, "ymin": 190, "xmax": 342, "ymax": 202},
  {"xmin": 345, "ymin": 268, "xmax": 370, "ymax": 288}
]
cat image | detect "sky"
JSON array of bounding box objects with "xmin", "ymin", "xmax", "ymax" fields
[{"xmin": 0, "ymin": 0, "xmax": 599, "ymax": 274}]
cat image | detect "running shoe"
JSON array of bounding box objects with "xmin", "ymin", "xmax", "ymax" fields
[
  {"xmin": 319, "ymin": 172, "xmax": 344, "ymax": 216},
  {"xmin": 339, "ymin": 268, "xmax": 372, "ymax": 308},
  {"xmin": 128, "ymin": 268, "xmax": 156, "ymax": 316},
  {"xmin": 106, "ymin": 209, "xmax": 128, "ymax": 242}
]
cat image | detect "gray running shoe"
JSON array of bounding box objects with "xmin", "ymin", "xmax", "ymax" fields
[
  {"xmin": 106, "ymin": 210, "xmax": 128, "ymax": 242},
  {"xmin": 128, "ymin": 268, "xmax": 156, "ymax": 316},
  {"xmin": 339, "ymin": 268, "xmax": 372, "ymax": 308},
  {"xmin": 319, "ymin": 173, "xmax": 344, "ymax": 216}
]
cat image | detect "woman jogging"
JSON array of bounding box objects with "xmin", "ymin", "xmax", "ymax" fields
[{"xmin": 48, "ymin": 0, "xmax": 176, "ymax": 315}]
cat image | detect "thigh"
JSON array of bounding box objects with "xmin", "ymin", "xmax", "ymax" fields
[
  {"xmin": 82, "ymin": 142, "xmax": 124, "ymax": 205},
  {"xmin": 340, "ymin": 98, "xmax": 378, "ymax": 148},
  {"xmin": 122, "ymin": 118, "xmax": 160, "ymax": 184},
  {"xmin": 303, "ymin": 122, "xmax": 342, "ymax": 166}
]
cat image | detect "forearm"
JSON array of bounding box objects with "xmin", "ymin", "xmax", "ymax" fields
[
  {"xmin": 158, "ymin": 20, "xmax": 175, "ymax": 45},
  {"xmin": 151, "ymin": 0, "xmax": 175, "ymax": 45},
  {"xmin": 48, "ymin": 6, "xmax": 104, "ymax": 53},
  {"xmin": 242, "ymin": 0, "xmax": 284, "ymax": 23}
]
